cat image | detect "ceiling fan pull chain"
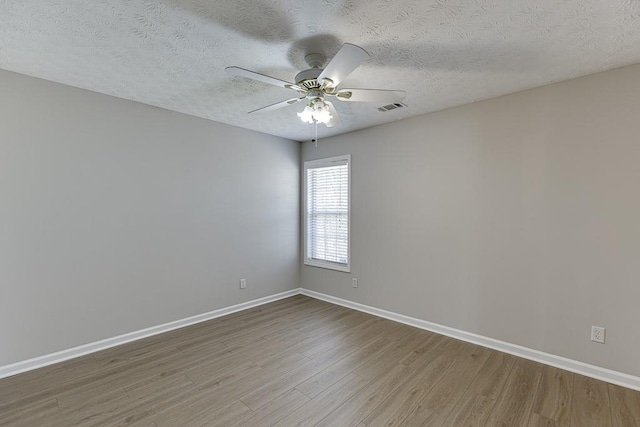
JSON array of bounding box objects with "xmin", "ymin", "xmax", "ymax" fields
[{"xmin": 314, "ymin": 121, "xmax": 318, "ymax": 147}]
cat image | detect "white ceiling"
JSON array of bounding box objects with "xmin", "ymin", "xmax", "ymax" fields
[{"xmin": 1, "ymin": 1, "xmax": 639, "ymax": 142}]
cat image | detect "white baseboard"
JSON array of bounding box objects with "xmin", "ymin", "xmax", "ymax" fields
[
  {"xmin": 0, "ymin": 288, "xmax": 300, "ymax": 380},
  {"xmin": 4, "ymin": 286, "xmax": 639, "ymax": 392},
  {"xmin": 300, "ymin": 288, "xmax": 640, "ymax": 392}
]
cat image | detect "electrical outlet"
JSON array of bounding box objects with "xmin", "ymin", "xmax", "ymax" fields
[
  {"xmin": 239, "ymin": 279, "xmax": 246, "ymax": 289},
  {"xmin": 591, "ymin": 326, "xmax": 605, "ymax": 344},
  {"xmin": 352, "ymin": 278, "xmax": 358, "ymax": 288}
]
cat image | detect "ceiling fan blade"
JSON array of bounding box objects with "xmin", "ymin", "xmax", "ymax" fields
[
  {"xmin": 226, "ymin": 66, "xmax": 304, "ymax": 92},
  {"xmin": 248, "ymin": 97, "xmax": 306, "ymax": 114},
  {"xmin": 317, "ymin": 43, "xmax": 370, "ymax": 89},
  {"xmin": 334, "ymin": 88, "xmax": 406, "ymax": 104},
  {"xmin": 325, "ymin": 100, "xmax": 340, "ymax": 128}
]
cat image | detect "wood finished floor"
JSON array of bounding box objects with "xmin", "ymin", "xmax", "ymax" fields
[{"xmin": 1, "ymin": 295, "xmax": 639, "ymax": 426}]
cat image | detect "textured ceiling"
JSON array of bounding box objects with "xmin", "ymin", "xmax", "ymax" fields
[{"xmin": 1, "ymin": 1, "xmax": 639, "ymax": 142}]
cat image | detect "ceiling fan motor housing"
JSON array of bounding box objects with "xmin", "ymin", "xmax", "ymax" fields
[{"xmin": 295, "ymin": 68, "xmax": 322, "ymax": 89}]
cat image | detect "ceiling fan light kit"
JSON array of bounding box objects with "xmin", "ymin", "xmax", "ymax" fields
[
  {"xmin": 297, "ymin": 99, "xmax": 333, "ymax": 124},
  {"xmin": 226, "ymin": 42, "xmax": 406, "ymax": 132}
]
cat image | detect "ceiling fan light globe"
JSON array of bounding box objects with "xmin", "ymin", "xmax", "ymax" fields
[
  {"xmin": 314, "ymin": 108, "xmax": 332, "ymax": 124},
  {"xmin": 297, "ymin": 106, "xmax": 315, "ymax": 123}
]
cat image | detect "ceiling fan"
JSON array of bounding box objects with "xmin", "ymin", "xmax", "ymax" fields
[{"xmin": 226, "ymin": 43, "xmax": 406, "ymax": 127}]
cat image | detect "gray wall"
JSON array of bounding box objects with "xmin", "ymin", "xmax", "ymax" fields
[
  {"xmin": 301, "ymin": 64, "xmax": 640, "ymax": 377},
  {"xmin": 0, "ymin": 70, "xmax": 300, "ymax": 366}
]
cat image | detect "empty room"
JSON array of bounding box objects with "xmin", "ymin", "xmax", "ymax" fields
[{"xmin": 1, "ymin": 1, "xmax": 640, "ymax": 425}]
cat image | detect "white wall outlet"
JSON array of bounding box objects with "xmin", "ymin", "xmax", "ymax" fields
[
  {"xmin": 239, "ymin": 279, "xmax": 246, "ymax": 289},
  {"xmin": 352, "ymin": 278, "xmax": 358, "ymax": 288},
  {"xmin": 591, "ymin": 326, "xmax": 605, "ymax": 343}
]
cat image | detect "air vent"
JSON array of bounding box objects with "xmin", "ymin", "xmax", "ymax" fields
[{"xmin": 378, "ymin": 102, "xmax": 407, "ymax": 112}]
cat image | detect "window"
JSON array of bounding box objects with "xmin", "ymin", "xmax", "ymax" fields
[{"xmin": 304, "ymin": 155, "xmax": 350, "ymax": 272}]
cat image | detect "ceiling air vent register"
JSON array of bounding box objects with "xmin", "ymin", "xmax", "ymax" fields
[{"xmin": 378, "ymin": 103, "xmax": 407, "ymax": 112}]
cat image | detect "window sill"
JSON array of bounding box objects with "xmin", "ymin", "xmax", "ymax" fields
[{"xmin": 304, "ymin": 259, "xmax": 351, "ymax": 273}]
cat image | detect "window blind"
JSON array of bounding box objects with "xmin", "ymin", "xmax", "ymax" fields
[{"xmin": 306, "ymin": 158, "xmax": 349, "ymax": 268}]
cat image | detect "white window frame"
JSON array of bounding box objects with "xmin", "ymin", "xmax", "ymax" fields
[{"xmin": 303, "ymin": 154, "xmax": 351, "ymax": 273}]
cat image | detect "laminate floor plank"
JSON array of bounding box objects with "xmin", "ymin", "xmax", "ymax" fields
[
  {"xmin": 296, "ymin": 308, "xmax": 368, "ymax": 335},
  {"xmin": 399, "ymin": 345, "xmax": 492, "ymax": 426},
  {"xmin": 1, "ymin": 344, "xmax": 180, "ymax": 415},
  {"xmin": 359, "ymin": 331, "xmax": 469, "ymax": 427},
  {"xmin": 400, "ymin": 335, "xmax": 467, "ymax": 374},
  {"xmin": 0, "ymin": 353, "xmax": 121, "ymax": 405},
  {"xmin": 315, "ymin": 363, "xmax": 416, "ymax": 426},
  {"xmin": 396, "ymin": 333, "xmax": 446, "ymax": 367},
  {"xmin": 2, "ymin": 295, "xmax": 639, "ymax": 427},
  {"xmin": 109, "ymin": 363, "xmax": 265, "ymax": 425},
  {"xmin": 361, "ymin": 353, "xmax": 458, "ymax": 426},
  {"xmin": 170, "ymin": 297, "xmax": 316, "ymax": 350},
  {"xmin": 180, "ymin": 331, "xmax": 307, "ymax": 379},
  {"xmin": 351, "ymin": 328, "xmax": 433, "ymax": 380},
  {"xmin": 295, "ymin": 336, "xmax": 393, "ymax": 398},
  {"xmin": 292, "ymin": 324, "xmax": 391, "ymax": 368},
  {"xmin": 440, "ymin": 350, "xmax": 516, "ymax": 427},
  {"xmin": 609, "ymin": 383, "xmax": 640, "ymax": 427},
  {"xmin": 275, "ymin": 373, "xmax": 370, "ymax": 427},
  {"xmin": 527, "ymin": 412, "xmax": 568, "ymax": 426},
  {"xmin": 124, "ymin": 372, "xmax": 195, "ymax": 402},
  {"xmin": 531, "ymin": 365, "xmax": 574, "ymax": 425},
  {"xmin": 571, "ymin": 375, "xmax": 612, "ymax": 426},
  {"xmin": 154, "ymin": 398, "xmax": 252, "ymax": 427},
  {"xmin": 0, "ymin": 396, "xmax": 60, "ymax": 427},
  {"xmin": 239, "ymin": 342, "xmax": 363, "ymax": 410},
  {"xmin": 50, "ymin": 386, "xmax": 131, "ymax": 427},
  {"xmin": 485, "ymin": 358, "xmax": 544, "ymax": 426},
  {"xmin": 221, "ymin": 301, "xmax": 330, "ymax": 339},
  {"xmin": 47, "ymin": 346, "xmax": 192, "ymax": 401},
  {"xmin": 231, "ymin": 388, "xmax": 310, "ymax": 427},
  {"xmin": 82, "ymin": 370, "xmax": 205, "ymax": 425},
  {"xmin": 298, "ymin": 317, "xmax": 380, "ymax": 359}
]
